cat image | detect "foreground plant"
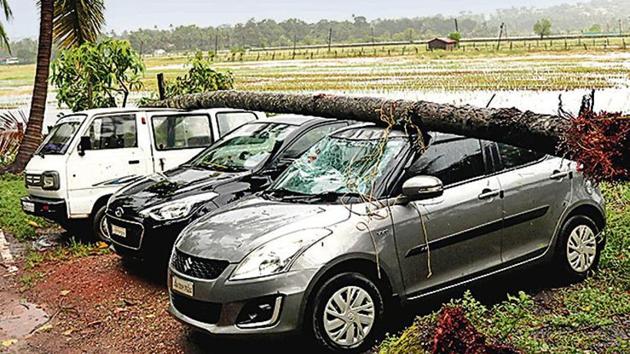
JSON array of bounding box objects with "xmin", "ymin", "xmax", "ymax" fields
[{"xmin": 52, "ymin": 39, "xmax": 144, "ymax": 111}]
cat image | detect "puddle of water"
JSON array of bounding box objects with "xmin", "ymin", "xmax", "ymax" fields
[{"xmin": 0, "ymin": 294, "xmax": 49, "ymax": 338}]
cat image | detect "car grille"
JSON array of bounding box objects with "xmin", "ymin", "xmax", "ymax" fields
[
  {"xmin": 25, "ymin": 174, "xmax": 42, "ymax": 187},
  {"xmin": 171, "ymin": 293, "xmax": 221, "ymax": 324},
  {"xmin": 107, "ymin": 216, "xmax": 144, "ymax": 250},
  {"xmin": 171, "ymin": 250, "xmax": 229, "ymax": 280}
]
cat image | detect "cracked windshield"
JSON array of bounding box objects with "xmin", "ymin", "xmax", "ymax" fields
[
  {"xmin": 192, "ymin": 122, "xmax": 296, "ymax": 172},
  {"xmin": 272, "ymin": 134, "xmax": 406, "ymax": 196}
]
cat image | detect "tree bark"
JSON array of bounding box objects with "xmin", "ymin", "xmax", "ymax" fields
[
  {"xmin": 146, "ymin": 90, "xmax": 565, "ymax": 155},
  {"xmin": 2, "ymin": 0, "xmax": 54, "ymax": 173}
]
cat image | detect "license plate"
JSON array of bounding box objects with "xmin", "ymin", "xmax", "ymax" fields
[
  {"xmin": 22, "ymin": 201, "xmax": 35, "ymax": 213},
  {"xmin": 172, "ymin": 275, "xmax": 194, "ymax": 297},
  {"xmin": 111, "ymin": 224, "xmax": 127, "ymax": 238}
]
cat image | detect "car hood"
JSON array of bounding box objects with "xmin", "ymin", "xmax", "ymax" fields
[
  {"xmin": 175, "ymin": 197, "xmax": 351, "ymax": 262},
  {"xmin": 109, "ymin": 166, "xmax": 249, "ymax": 214}
]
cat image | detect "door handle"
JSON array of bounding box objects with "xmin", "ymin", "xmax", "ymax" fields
[
  {"xmin": 128, "ymin": 160, "xmax": 140, "ymax": 165},
  {"xmin": 550, "ymin": 170, "xmax": 572, "ymax": 180},
  {"xmin": 478, "ymin": 188, "xmax": 501, "ymax": 200}
]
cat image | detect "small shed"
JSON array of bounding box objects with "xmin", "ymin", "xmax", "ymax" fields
[{"xmin": 427, "ymin": 38, "xmax": 457, "ymax": 51}]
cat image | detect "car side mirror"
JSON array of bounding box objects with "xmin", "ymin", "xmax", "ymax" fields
[
  {"xmin": 402, "ymin": 175, "xmax": 444, "ymax": 201},
  {"xmin": 78, "ymin": 136, "xmax": 91, "ymax": 156}
]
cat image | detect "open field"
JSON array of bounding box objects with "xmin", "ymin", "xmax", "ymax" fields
[{"xmin": 3, "ymin": 46, "xmax": 630, "ymax": 97}]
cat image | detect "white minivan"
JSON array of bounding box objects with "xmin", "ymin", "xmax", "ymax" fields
[{"xmin": 21, "ymin": 107, "xmax": 264, "ymax": 241}]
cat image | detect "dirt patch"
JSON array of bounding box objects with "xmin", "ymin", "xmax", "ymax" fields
[{"xmin": 12, "ymin": 254, "xmax": 188, "ymax": 354}]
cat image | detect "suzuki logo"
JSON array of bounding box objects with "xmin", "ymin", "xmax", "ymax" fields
[
  {"xmin": 115, "ymin": 207, "xmax": 124, "ymax": 218},
  {"xmin": 183, "ymin": 257, "xmax": 193, "ymax": 273}
]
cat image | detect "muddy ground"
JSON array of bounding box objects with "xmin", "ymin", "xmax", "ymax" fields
[{"xmin": 0, "ymin": 231, "xmax": 328, "ymax": 354}]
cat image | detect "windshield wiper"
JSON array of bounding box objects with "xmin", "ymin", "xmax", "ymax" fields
[
  {"xmin": 196, "ymin": 163, "xmax": 245, "ymax": 173},
  {"xmin": 267, "ymin": 188, "xmax": 360, "ymax": 203}
]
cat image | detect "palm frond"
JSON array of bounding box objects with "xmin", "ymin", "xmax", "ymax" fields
[
  {"xmin": 0, "ymin": 109, "xmax": 27, "ymax": 162},
  {"xmin": 0, "ymin": 109, "xmax": 28, "ymax": 131},
  {"xmin": 52, "ymin": 0, "xmax": 105, "ymax": 49},
  {"xmin": 0, "ymin": 0, "xmax": 12, "ymax": 20},
  {"xmin": 0, "ymin": 0, "xmax": 12, "ymax": 51}
]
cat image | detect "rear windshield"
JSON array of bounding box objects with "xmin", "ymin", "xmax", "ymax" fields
[{"xmin": 37, "ymin": 115, "xmax": 85, "ymax": 155}]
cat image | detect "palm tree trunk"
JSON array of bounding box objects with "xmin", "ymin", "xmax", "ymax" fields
[
  {"xmin": 146, "ymin": 90, "xmax": 629, "ymax": 181},
  {"xmin": 2, "ymin": 0, "xmax": 54, "ymax": 173}
]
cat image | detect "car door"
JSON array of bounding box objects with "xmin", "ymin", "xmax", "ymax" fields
[
  {"xmin": 495, "ymin": 143, "xmax": 573, "ymax": 263},
  {"xmin": 66, "ymin": 113, "xmax": 149, "ymax": 215},
  {"xmin": 149, "ymin": 112, "xmax": 215, "ymax": 171},
  {"xmin": 392, "ymin": 137, "xmax": 504, "ymax": 298}
]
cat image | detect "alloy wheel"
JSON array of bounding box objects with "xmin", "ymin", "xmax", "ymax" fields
[
  {"xmin": 323, "ymin": 285, "xmax": 375, "ymax": 348},
  {"xmin": 566, "ymin": 224, "xmax": 597, "ymax": 273}
]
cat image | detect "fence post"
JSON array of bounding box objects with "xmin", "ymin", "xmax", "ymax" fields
[{"xmin": 157, "ymin": 73, "xmax": 166, "ymax": 100}]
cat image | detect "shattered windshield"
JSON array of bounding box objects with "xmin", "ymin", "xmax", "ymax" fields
[
  {"xmin": 190, "ymin": 122, "xmax": 296, "ymax": 172},
  {"xmin": 36, "ymin": 115, "xmax": 85, "ymax": 155},
  {"xmin": 271, "ymin": 135, "xmax": 407, "ymax": 197}
]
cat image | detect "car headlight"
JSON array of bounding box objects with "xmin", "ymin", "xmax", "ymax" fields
[
  {"xmin": 139, "ymin": 192, "xmax": 218, "ymax": 221},
  {"xmin": 41, "ymin": 171, "xmax": 60, "ymax": 190},
  {"xmin": 229, "ymin": 229, "xmax": 330, "ymax": 281}
]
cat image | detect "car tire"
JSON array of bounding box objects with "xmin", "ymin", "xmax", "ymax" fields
[
  {"xmin": 554, "ymin": 215, "xmax": 601, "ymax": 282},
  {"xmin": 91, "ymin": 204, "xmax": 110, "ymax": 243},
  {"xmin": 310, "ymin": 272, "xmax": 384, "ymax": 353}
]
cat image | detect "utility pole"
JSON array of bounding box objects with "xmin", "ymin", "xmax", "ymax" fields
[
  {"xmin": 292, "ymin": 33, "xmax": 297, "ymax": 59},
  {"xmin": 454, "ymin": 18, "xmax": 459, "ymax": 33},
  {"xmin": 328, "ymin": 28, "xmax": 333, "ymax": 52},
  {"xmin": 496, "ymin": 22, "xmax": 505, "ymax": 50},
  {"xmin": 371, "ymin": 26, "xmax": 375, "ymax": 44},
  {"xmin": 214, "ymin": 34, "xmax": 219, "ymax": 53}
]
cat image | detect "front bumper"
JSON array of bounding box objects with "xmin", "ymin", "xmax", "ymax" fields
[
  {"xmin": 168, "ymin": 263, "xmax": 318, "ymax": 336},
  {"xmin": 20, "ymin": 196, "xmax": 67, "ymax": 221},
  {"xmin": 107, "ymin": 214, "xmax": 187, "ymax": 259}
]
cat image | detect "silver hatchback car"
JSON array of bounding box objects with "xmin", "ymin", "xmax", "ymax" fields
[{"xmin": 168, "ymin": 125, "xmax": 606, "ymax": 352}]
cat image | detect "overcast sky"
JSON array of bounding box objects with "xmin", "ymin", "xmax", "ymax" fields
[{"xmin": 5, "ymin": 0, "xmax": 584, "ymax": 40}]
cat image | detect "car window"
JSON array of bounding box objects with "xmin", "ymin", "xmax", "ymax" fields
[
  {"xmin": 216, "ymin": 112, "xmax": 257, "ymax": 136},
  {"xmin": 497, "ymin": 143, "xmax": 546, "ymax": 170},
  {"xmin": 280, "ymin": 123, "xmax": 346, "ymax": 159},
  {"xmin": 152, "ymin": 114, "xmax": 212, "ymax": 150},
  {"xmin": 409, "ymin": 138, "xmax": 485, "ymax": 185},
  {"xmin": 86, "ymin": 114, "xmax": 137, "ymax": 150}
]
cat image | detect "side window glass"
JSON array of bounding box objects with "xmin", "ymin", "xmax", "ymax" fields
[
  {"xmin": 152, "ymin": 115, "xmax": 212, "ymax": 150},
  {"xmin": 497, "ymin": 143, "xmax": 545, "ymax": 170},
  {"xmin": 216, "ymin": 112, "xmax": 257, "ymax": 136},
  {"xmin": 281, "ymin": 123, "xmax": 346, "ymax": 159},
  {"xmin": 86, "ymin": 114, "xmax": 137, "ymax": 150},
  {"xmin": 409, "ymin": 138, "xmax": 485, "ymax": 185}
]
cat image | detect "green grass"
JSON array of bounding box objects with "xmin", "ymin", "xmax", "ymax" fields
[
  {"xmin": 379, "ymin": 183, "xmax": 630, "ymax": 353},
  {"xmin": 0, "ymin": 174, "xmax": 51, "ymax": 241}
]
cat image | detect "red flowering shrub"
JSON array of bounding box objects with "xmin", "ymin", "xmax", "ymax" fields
[
  {"xmin": 432, "ymin": 307, "xmax": 521, "ymax": 354},
  {"xmin": 560, "ymin": 111, "xmax": 630, "ymax": 183}
]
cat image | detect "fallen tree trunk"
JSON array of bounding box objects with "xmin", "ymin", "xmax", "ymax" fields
[{"xmin": 146, "ymin": 90, "xmax": 629, "ymax": 182}]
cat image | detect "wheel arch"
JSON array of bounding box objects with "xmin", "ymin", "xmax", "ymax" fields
[
  {"xmin": 298, "ymin": 254, "xmax": 397, "ymax": 331},
  {"xmin": 91, "ymin": 194, "xmax": 113, "ymax": 218}
]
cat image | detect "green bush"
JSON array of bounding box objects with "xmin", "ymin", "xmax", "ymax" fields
[{"xmin": 0, "ymin": 174, "xmax": 50, "ymax": 241}]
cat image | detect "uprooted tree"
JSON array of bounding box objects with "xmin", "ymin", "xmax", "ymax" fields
[{"xmin": 145, "ymin": 90, "xmax": 629, "ymax": 182}]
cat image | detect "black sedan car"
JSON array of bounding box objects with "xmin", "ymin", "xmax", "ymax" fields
[{"xmin": 106, "ymin": 115, "xmax": 349, "ymax": 262}]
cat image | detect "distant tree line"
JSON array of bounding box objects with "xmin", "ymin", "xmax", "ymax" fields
[
  {"xmin": 110, "ymin": 0, "xmax": 628, "ymax": 54},
  {"xmin": 1, "ymin": 0, "xmax": 628, "ymax": 62}
]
